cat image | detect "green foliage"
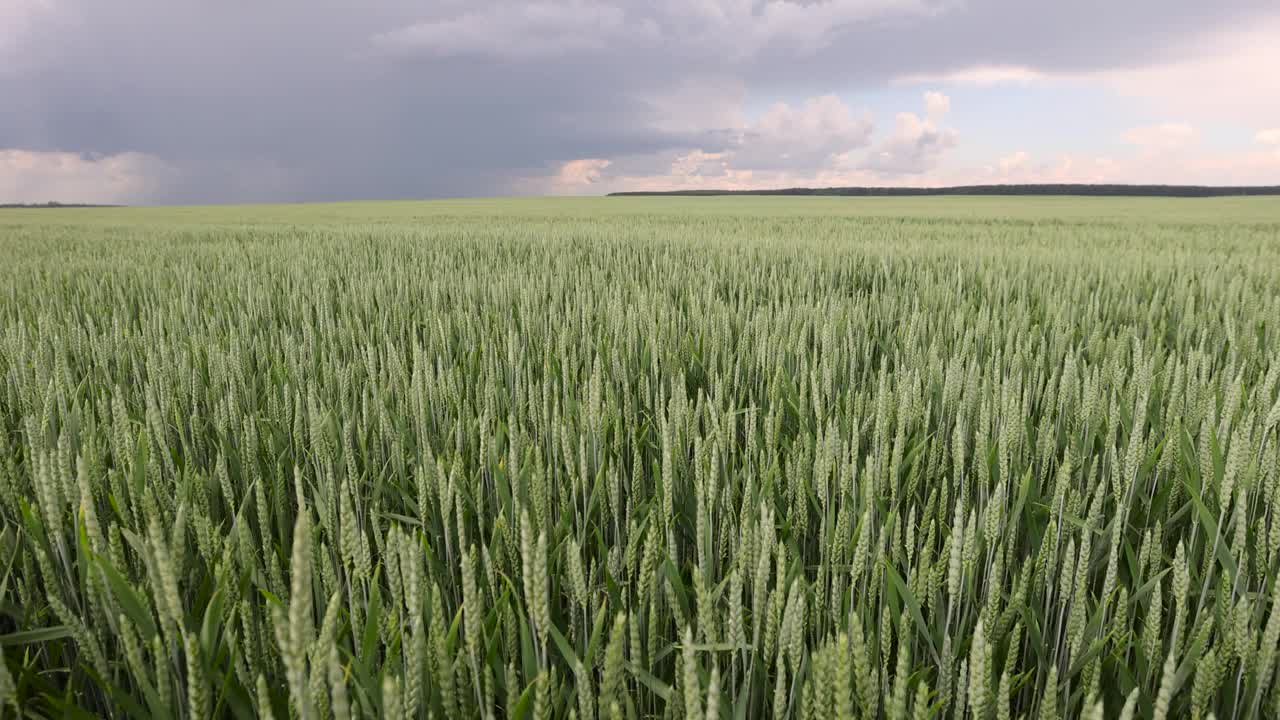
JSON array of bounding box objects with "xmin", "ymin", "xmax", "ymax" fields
[{"xmin": 1, "ymin": 198, "xmax": 1280, "ymax": 718}]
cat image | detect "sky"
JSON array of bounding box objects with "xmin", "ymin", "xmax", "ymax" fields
[{"xmin": 2, "ymin": 0, "xmax": 1279, "ymax": 204}]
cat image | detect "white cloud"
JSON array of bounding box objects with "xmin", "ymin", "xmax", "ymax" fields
[
  {"xmin": 896, "ymin": 65, "xmax": 1046, "ymax": 86},
  {"xmin": 0, "ymin": 149, "xmax": 174, "ymax": 204},
  {"xmin": 1121, "ymin": 122, "xmax": 1198, "ymax": 152},
  {"xmin": 566, "ymin": 93, "xmax": 877, "ymax": 183},
  {"xmin": 996, "ymin": 151, "xmax": 1030, "ymax": 175},
  {"xmin": 729, "ymin": 94, "xmax": 875, "ymax": 171},
  {"xmin": 923, "ymin": 90, "xmax": 950, "ymax": 120},
  {"xmin": 557, "ymin": 158, "xmax": 612, "ymax": 185},
  {"xmin": 522, "ymin": 78, "xmax": 1280, "ymax": 195},
  {"xmin": 1258, "ymin": 129, "xmax": 1280, "ymax": 161},
  {"xmin": 517, "ymin": 92, "xmax": 883, "ymax": 192},
  {"xmin": 530, "ymin": 140, "xmax": 1280, "ymax": 195},
  {"xmin": 860, "ymin": 92, "xmax": 958, "ymax": 175},
  {"xmin": 521, "ymin": 90, "xmax": 970, "ymax": 191},
  {"xmin": 670, "ymin": 150, "xmax": 729, "ymax": 178},
  {"xmin": 967, "ymin": 147, "xmax": 1280, "ymax": 187}
]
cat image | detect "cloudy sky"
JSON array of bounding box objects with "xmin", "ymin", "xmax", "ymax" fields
[{"xmin": 3, "ymin": 0, "xmax": 1279, "ymax": 203}]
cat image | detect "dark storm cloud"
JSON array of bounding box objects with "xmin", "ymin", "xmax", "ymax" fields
[{"xmin": 2, "ymin": 0, "xmax": 1275, "ymax": 202}]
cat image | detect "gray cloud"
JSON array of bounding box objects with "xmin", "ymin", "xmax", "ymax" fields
[
  {"xmin": 372, "ymin": 2, "xmax": 635, "ymax": 59},
  {"xmin": 2, "ymin": 0, "xmax": 1276, "ymax": 202}
]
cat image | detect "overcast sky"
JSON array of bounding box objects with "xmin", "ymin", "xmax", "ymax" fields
[{"xmin": 3, "ymin": 0, "xmax": 1279, "ymax": 203}]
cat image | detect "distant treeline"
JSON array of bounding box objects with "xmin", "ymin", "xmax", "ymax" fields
[
  {"xmin": 609, "ymin": 184, "xmax": 1280, "ymax": 198},
  {"xmin": 0, "ymin": 202, "xmax": 119, "ymax": 209}
]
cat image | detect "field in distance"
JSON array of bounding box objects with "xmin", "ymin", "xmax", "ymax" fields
[
  {"xmin": 5, "ymin": 194, "xmax": 1280, "ymax": 226},
  {"xmin": 2, "ymin": 196, "xmax": 1279, "ymax": 719}
]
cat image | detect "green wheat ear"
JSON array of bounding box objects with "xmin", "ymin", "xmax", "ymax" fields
[{"xmin": 2, "ymin": 197, "xmax": 1278, "ymax": 718}]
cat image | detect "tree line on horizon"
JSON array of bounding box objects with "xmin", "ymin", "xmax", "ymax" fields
[{"xmin": 608, "ymin": 184, "xmax": 1280, "ymax": 198}]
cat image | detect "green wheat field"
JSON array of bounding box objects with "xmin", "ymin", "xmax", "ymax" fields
[{"xmin": 2, "ymin": 197, "xmax": 1280, "ymax": 719}]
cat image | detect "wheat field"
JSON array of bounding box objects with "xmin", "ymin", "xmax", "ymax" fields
[{"xmin": 2, "ymin": 197, "xmax": 1280, "ymax": 719}]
